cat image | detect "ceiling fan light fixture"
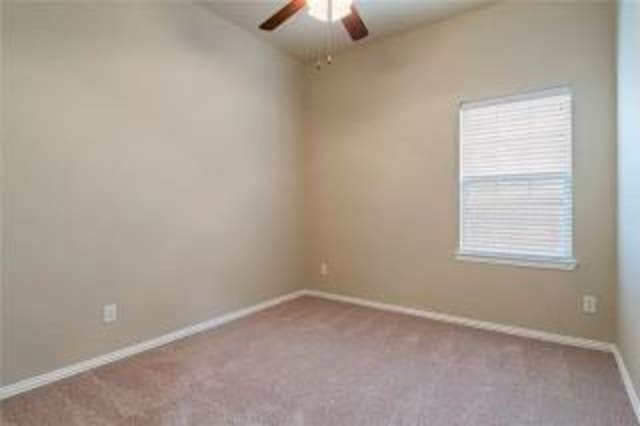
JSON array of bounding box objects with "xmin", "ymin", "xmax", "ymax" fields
[{"xmin": 307, "ymin": 0, "xmax": 353, "ymax": 22}]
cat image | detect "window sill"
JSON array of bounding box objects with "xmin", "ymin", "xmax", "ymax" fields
[{"xmin": 455, "ymin": 253, "xmax": 577, "ymax": 271}]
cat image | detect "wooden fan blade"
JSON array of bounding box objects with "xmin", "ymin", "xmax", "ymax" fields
[
  {"xmin": 259, "ymin": 0, "xmax": 306, "ymax": 31},
  {"xmin": 342, "ymin": 5, "xmax": 369, "ymax": 41}
]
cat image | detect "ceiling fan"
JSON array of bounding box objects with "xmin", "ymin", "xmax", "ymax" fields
[{"xmin": 259, "ymin": 0, "xmax": 369, "ymax": 42}]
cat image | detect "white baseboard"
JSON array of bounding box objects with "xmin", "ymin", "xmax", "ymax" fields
[
  {"xmin": 613, "ymin": 346, "xmax": 640, "ymax": 422},
  {"xmin": 0, "ymin": 290, "xmax": 306, "ymax": 401},
  {"xmin": 2, "ymin": 286, "xmax": 638, "ymax": 424},
  {"xmin": 302, "ymin": 289, "xmax": 640, "ymax": 423},
  {"xmin": 302, "ymin": 289, "xmax": 613, "ymax": 352}
]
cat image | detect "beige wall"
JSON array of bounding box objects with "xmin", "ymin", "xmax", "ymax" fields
[
  {"xmin": 305, "ymin": 1, "xmax": 617, "ymax": 341},
  {"xmin": 2, "ymin": 2, "xmax": 304, "ymax": 385},
  {"xmin": 0, "ymin": 0, "xmax": 4, "ymax": 387},
  {"xmin": 1, "ymin": 0, "xmax": 622, "ymax": 387},
  {"xmin": 617, "ymin": 0, "xmax": 640, "ymax": 398}
]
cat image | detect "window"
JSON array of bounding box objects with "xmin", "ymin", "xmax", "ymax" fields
[{"xmin": 457, "ymin": 87, "xmax": 576, "ymax": 270}]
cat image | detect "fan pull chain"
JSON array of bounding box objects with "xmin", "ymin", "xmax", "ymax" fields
[
  {"xmin": 314, "ymin": 0, "xmax": 338, "ymax": 71},
  {"xmin": 326, "ymin": 0, "xmax": 333, "ymax": 65}
]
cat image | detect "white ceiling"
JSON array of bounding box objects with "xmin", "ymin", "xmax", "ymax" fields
[{"xmin": 202, "ymin": 0, "xmax": 492, "ymax": 62}]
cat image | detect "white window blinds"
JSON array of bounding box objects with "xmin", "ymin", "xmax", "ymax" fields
[{"xmin": 458, "ymin": 87, "xmax": 576, "ymax": 269}]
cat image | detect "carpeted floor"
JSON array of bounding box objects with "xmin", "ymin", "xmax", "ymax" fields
[{"xmin": 1, "ymin": 296, "xmax": 637, "ymax": 425}]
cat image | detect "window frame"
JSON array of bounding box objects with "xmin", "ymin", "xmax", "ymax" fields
[{"xmin": 455, "ymin": 86, "xmax": 578, "ymax": 271}]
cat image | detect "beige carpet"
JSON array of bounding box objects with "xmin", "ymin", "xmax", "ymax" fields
[{"xmin": 1, "ymin": 296, "xmax": 637, "ymax": 425}]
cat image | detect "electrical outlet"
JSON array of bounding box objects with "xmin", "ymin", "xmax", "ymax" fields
[
  {"xmin": 320, "ymin": 261, "xmax": 329, "ymax": 277},
  {"xmin": 103, "ymin": 304, "xmax": 118, "ymax": 323},
  {"xmin": 583, "ymin": 295, "xmax": 597, "ymax": 314}
]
